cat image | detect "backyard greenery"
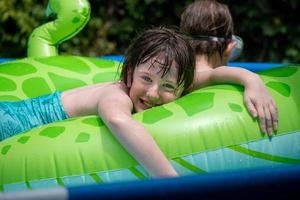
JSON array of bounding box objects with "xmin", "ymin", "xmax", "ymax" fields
[{"xmin": 0, "ymin": 0, "xmax": 299, "ymax": 63}]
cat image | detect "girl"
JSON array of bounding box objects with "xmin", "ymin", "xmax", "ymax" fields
[
  {"xmin": 180, "ymin": 0, "xmax": 278, "ymax": 136},
  {"xmin": 0, "ymin": 27, "xmax": 195, "ymax": 177}
]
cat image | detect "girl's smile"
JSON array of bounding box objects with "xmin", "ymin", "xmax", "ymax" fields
[{"xmin": 128, "ymin": 57, "xmax": 184, "ymax": 112}]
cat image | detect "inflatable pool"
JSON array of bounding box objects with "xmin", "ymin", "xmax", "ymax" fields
[
  {"xmin": 1, "ymin": 0, "xmax": 300, "ymax": 197},
  {"xmin": 1, "ymin": 55, "xmax": 299, "ymax": 192}
]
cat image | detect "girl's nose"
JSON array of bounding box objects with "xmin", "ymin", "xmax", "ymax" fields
[{"xmin": 146, "ymin": 85, "xmax": 160, "ymax": 103}]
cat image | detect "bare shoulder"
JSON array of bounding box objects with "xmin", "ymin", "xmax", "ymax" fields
[
  {"xmin": 97, "ymin": 82, "xmax": 133, "ymax": 115},
  {"xmin": 62, "ymin": 81, "xmax": 131, "ymax": 117},
  {"xmin": 99, "ymin": 81, "xmax": 131, "ymax": 103}
]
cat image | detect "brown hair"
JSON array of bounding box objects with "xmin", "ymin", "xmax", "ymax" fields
[
  {"xmin": 121, "ymin": 27, "xmax": 195, "ymax": 92},
  {"xmin": 180, "ymin": 0, "xmax": 234, "ymax": 58}
]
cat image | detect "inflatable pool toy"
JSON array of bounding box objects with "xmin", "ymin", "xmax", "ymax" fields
[
  {"xmin": 1, "ymin": 0, "xmax": 300, "ymax": 193},
  {"xmin": 27, "ymin": 0, "xmax": 90, "ymax": 57},
  {"xmin": 1, "ymin": 57, "xmax": 300, "ymax": 192}
]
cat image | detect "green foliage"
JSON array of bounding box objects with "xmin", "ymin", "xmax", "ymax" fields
[
  {"xmin": 0, "ymin": 0, "xmax": 299, "ymax": 63},
  {"xmin": 0, "ymin": 0, "xmax": 47, "ymax": 58},
  {"xmin": 223, "ymin": 0, "xmax": 299, "ymax": 63}
]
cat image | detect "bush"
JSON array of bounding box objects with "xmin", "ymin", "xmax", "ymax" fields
[
  {"xmin": 223, "ymin": 0, "xmax": 300, "ymax": 63},
  {"xmin": 0, "ymin": 0, "xmax": 299, "ymax": 63}
]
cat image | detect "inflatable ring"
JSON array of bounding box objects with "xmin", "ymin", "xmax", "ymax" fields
[
  {"xmin": 1, "ymin": 0, "xmax": 300, "ymax": 193},
  {"xmin": 1, "ymin": 56, "xmax": 300, "ymax": 192}
]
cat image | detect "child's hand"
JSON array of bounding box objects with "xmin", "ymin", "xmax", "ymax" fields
[{"xmin": 243, "ymin": 78, "xmax": 278, "ymax": 136}]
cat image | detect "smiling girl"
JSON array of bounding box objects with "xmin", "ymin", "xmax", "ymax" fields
[{"xmin": 0, "ymin": 27, "xmax": 195, "ymax": 177}]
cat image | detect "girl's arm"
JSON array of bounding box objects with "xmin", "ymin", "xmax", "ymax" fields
[
  {"xmin": 97, "ymin": 91, "xmax": 178, "ymax": 178},
  {"xmin": 192, "ymin": 66, "xmax": 278, "ymax": 136}
]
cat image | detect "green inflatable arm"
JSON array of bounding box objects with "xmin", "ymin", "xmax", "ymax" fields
[{"xmin": 27, "ymin": 0, "xmax": 90, "ymax": 57}]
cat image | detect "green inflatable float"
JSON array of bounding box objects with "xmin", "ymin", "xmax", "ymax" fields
[{"xmin": 1, "ymin": 0, "xmax": 300, "ymax": 193}]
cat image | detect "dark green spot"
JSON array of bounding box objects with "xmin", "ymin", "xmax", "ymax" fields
[
  {"xmin": 228, "ymin": 103, "xmax": 243, "ymax": 112},
  {"xmin": 266, "ymin": 81, "xmax": 291, "ymax": 97},
  {"xmin": 142, "ymin": 106, "xmax": 173, "ymax": 124},
  {"xmin": 82, "ymin": 117, "xmax": 104, "ymax": 127},
  {"xmin": 0, "ymin": 76, "xmax": 16, "ymax": 91},
  {"xmin": 82, "ymin": 7, "xmax": 89, "ymax": 16},
  {"xmin": 35, "ymin": 56, "xmax": 91, "ymax": 74},
  {"xmin": 48, "ymin": 72, "xmax": 87, "ymax": 91},
  {"xmin": 39, "ymin": 126, "xmax": 65, "ymax": 138},
  {"xmin": 258, "ymin": 66, "xmax": 298, "ymax": 77},
  {"xmin": 0, "ymin": 62, "xmax": 37, "ymax": 76},
  {"xmin": 22, "ymin": 77, "xmax": 52, "ymax": 97},
  {"xmin": 1, "ymin": 145, "xmax": 11, "ymax": 155},
  {"xmin": 88, "ymin": 58, "xmax": 119, "ymax": 68},
  {"xmin": 175, "ymin": 92, "xmax": 214, "ymax": 116},
  {"xmin": 0, "ymin": 95, "xmax": 21, "ymax": 101},
  {"xmin": 75, "ymin": 132, "xmax": 90, "ymax": 143},
  {"xmin": 17, "ymin": 136, "xmax": 30, "ymax": 144},
  {"xmin": 93, "ymin": 72, "xmax": 118, "ymax": 83},
  {"xmin": 72, "ymin": 17, "xmax": 80, "ymax": 23}
]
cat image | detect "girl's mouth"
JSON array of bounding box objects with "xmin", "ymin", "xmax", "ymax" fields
[{"xmin": 140, "ymin": 98, "xmax": 152, "ymax": 109}]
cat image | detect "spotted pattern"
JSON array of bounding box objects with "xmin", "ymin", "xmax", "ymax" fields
[
  {"xmin": 0, "ymin": 56, "xmax": 120, "ymax": 100},
  {"xmin": 1, "ymin": 145, "xmax": 11, "ymax": 155},
  {"xmin": 0, "ymin": 62, "xmax": 37, "ymax": 76},
  {"xmin": 0, "ymin": 58, "xmax": 299, "ymax": 192},
  {"xmin": 39, "ymin": 127, "xmax": 65, "ymax": 138},
  {"xmin": 22, "ymin": 77, "xmax": 52, "ymax": 97},
  {"xmin": 258, "ymin": 66, "xmax": 298, "ymax": 77},
  {"xmin": 75, "ymin": 132, "xmax": 90, "ymax": 143},
  {"xmin": 17, "ymin": 136, "xmax": 30, "ymax": 144},
  {"xmin": 0, "ymin": 77, "xmax": 16, "ymax": 91},
  {"xmin": 266, "ymin": 81, "xmax": 291, "ymax": 97},
  {"xmin": 228, "ymin": 103, "xmax": 243, "ymax": 112},
  {"xmin": 175, "ymin": 92, "xmax": 214, "ymax": 116},
  {"xmin": 35, "ymin": 57, "xmax": 91, "ymax": 74},
  {"xmin": 82, "ymin": 117, "xmax": 105, "ymax": 127},
  {"xmin": 142, "ymin": 106, "xmax": 173, "ymax": 124}
]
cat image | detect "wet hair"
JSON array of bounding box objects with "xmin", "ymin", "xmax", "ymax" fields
[
  {"xmin": 120, "ymin": 27, "xmax": 195, "ymax": 92},
  {"xmin": 180, "ymin": 0, "xmax": 234, "ymax": 59}
]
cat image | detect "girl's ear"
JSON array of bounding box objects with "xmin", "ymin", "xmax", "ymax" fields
[{"xmin": 223, "ymin": 41, "xmax": 236, "ymax": 60}]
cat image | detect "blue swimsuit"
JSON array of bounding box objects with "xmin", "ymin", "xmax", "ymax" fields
[{"xmin": 0, "ymin": 91, "xmax": 69, "ymax": 141}]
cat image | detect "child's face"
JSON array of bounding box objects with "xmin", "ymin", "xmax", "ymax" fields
[{"xmin": 129, "ymin": 57, "xmax": 184, "ymax": 112}]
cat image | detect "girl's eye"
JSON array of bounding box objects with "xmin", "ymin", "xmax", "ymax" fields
[
  {"xmin": 163, "ymin": 83, "xmax": 176, "ymax": 90},
  {"xmin": 142, "ymin": 76, "xmax": 152, "ymax": 82}
]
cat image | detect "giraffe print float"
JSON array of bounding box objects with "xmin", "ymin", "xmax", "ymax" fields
[{"xmin": 1, "ymin": 0, "xmax": 300, "ymax": 193}]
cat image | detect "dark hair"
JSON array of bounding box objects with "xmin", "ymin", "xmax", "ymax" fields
[
  {"xmin": 121, "ymin": 27, "xmax": 195, "ymax": 92},
  {"xmin": 180, "ymin": 0, "xmax": 234, "ymax": 58}
]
